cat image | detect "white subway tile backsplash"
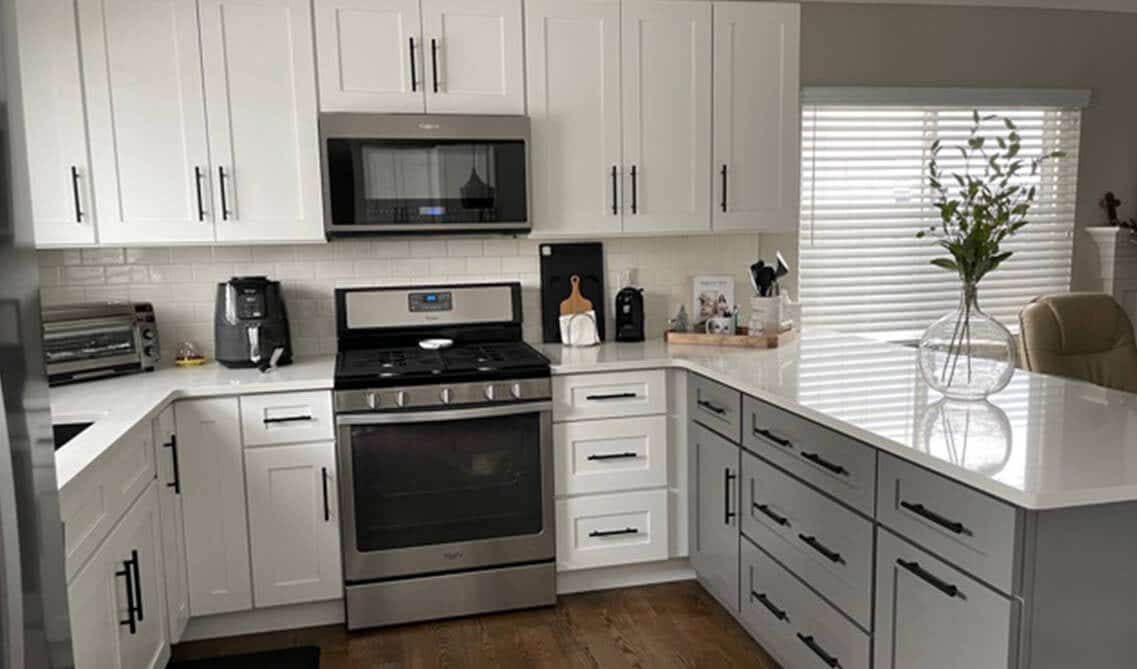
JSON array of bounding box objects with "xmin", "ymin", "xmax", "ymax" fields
[
  {"xmin": 125, "ymin": 247, "xmax": 173, "ymax": 265},
  {"xmin": 447, "ymin": 239, "xmax": 483, "ymax": 257},
  {"xmin": 252, "ymin": 245, "xmax": 297, "ymax": 262},
  {"xmin": 316, "ymin": 259, "xmax": 355, "ymax": 279},
  {"xmin": 372, "ymin": 240, "xmax": 411, "ymax": 258},
  {"xmin": 391, "ymin": 258, "xmax": 430, "ymax": 276},
  {"xmin": 483, "ymin": 239, "xmax": 519, "ymax": 256},
  {"xmin": 81, "ymin": 248, "xmax": 124, "ymax": 265},
  {"xmin": 467, "ymin": 256, "xmax": 502, "ymax": 274},
  {"xmin": 170, "ymin": 247, "xmax": 214, "ymax": 264},
  {"xmin": 105, "ymin": 265, "xmax": 149, "ymax": 284},
  {"xmin": 410, "ymin": 240, "xmax": 447, "ymax": 257},
  {"xmin": 148, "ymin": 264, "xmax": 194, "ymax": 283},
  {"xmin": 211, "ymin": 246, "xmax": 253, "ymax": 262},
  {"xmin": 61, "ymin": 266, "xmax": 105, "ymax": 285},
  {"xmin": 429, "ymin": 257, "xmax": 467, "ymax": 275}
]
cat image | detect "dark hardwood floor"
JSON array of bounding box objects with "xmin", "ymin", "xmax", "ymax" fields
[{"xmin": 171, "ymin": 581, "xmax": 781, "ymax": 668}]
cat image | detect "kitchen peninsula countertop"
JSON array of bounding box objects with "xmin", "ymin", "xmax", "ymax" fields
[
  {"xmin": 52, "ymin": 357, "xmax": 335, "ymax": 490},
  {"xmin": 537, "ymin": 333, "xmax": 1137, "ymax": 511}
]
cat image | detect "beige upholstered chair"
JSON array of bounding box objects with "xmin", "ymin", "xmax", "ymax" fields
[{"xmin": 1018, "ymin": 293, "xmax": 1137, "ymax": 393}]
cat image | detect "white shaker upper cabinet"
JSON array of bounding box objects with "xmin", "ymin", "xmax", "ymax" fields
[
  {"xmin": 78, "ymin": 0, "xmax": 214, "ymax": 245},
  {"xmin": 620, "ymin": 0, "xmax": 712, "ymax": 234},
  {"xmin": 711, "ymin": 2, "xmax": 800, "ymax": 233},
  {"xmin": 315, "ymin": 0, "xmax": 426, "ymax": 113},
  {"xmin": 200, "ymin": 0, "xmax": 324, "ymax": 243},
  {"xmin": 420, "ymin": 0, "xmax": 525, "ymax": 115},
  {"xmin": 526, "ymin": 0, "xmax": 623, "ymax": 236},
  {"xmin": 17, "ymin": 0, "xmax": 96, "ymax": 247}
]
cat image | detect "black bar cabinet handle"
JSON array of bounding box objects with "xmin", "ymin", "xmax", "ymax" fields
[
  {"xmin": 697, "ymin": 399, "xmax": 726, "ymax": 415},
  {"xmin": 751, "ymin": 591, "xmax": 788, "ymax": 621},
  {"xmin": 586, "ymin": 392, "xmax": 637, "ymax": 401},
  {"xmin": 321, "ymin": 467, "xmax": 330, "ymax": 522},
  {"xmin": 753, "ymin": 425, "xmax": 792, "ymax": 448},
  {"xmin": 801, "ymin": 451, "xmax": 849, "ymax": 476},
  {"xmin": 587, "ymin": 452, "xmax": 638, "ymax": 461},
  {"xmin": 218, "ymin": 166, "xmax": 230, "ymax": 220},
  {"xmin": 263, "ymin": 415, "xmax": 313, "ymax": 425},
  {"xmin": 611, "ymin": 165, "xmax": 619, "ymax": 214},
  {"xmin": 164, "ymin": 434, "xmax": 181, "ymax": 495},
  {"xmin": 130, "ymin": 549, "xmax": 143, "ymax": 621},
  {"xmin": 753, "ymin": 503, "xmax": 789, "ymax": 527},
  {"xmin": 900, "ymin": 500, "xmax": 967, "ymax": 535},
  {"xmin": 799, "ymin": 534, "xmax": 844, "ymax": 564},
  {"xmin": 115, "ymin": 557, "xmax": 137, "ymax": 634},
  {"xmin": 430, "ymin": 38, "xmax": 439, "ymax": 93},
  {"xmin": 70, "ymin": 166, "xmax": 83, "ymax": 222},
  {"xmin": 724, "ymin": 468, "xmax": 736, "ymax": 525},
  {"xmin": 408, "ymin": 37, "xmax": 418, "ymax": 92},
  {"xmin": 797, "ymin": 634, "xmax": 840, "ymax": 668},
  {"xmin": 720, "ymin": 164, "xmax": 728, "ymax": 212},
  {"xmin": 897, "ymin": 558, "xmax": 960, "ymax": 598},
  {"xmin": 630, "ymin": 165, "xmax": 638, "ymax": 214},
  {"xmin": 194, "ymin": 166, "xmax": 205, "ymax": 221},
  {"xmin": 589, "ymin": 527, "xmax": 638, "ymax": 538}
]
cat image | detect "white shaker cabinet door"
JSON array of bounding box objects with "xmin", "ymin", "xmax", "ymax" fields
[
  {"xmin": 620, "ymin": 0, "xmax": 712, "ymax": 234},
  {"xmin": 175, "ymin": 397, "xmax": 252, "ymax": 616},
  {"xmin": 711, "ymin": 2, "xmax": 800, "ymax": 233},
  {"xmin": 689, "ymin": 422, "xmax": 740, "ymax": 614},
  {"xmin": 16, "ymin": 0, "xmax": 96, "ymax": 246},
  {"xmin": 113, "ymin": 484, "xmax": 170, "ymax": 669},
  {"xmin": 526, "ymin": 0, "xmax": 623, "ymax": 236},
  {"xmin": 200, "ymin": 0, "xmax": 325, "ymax": 242},
  {"xmin": 245, "ymin": 443, "xmax": 343, "ymax": 607},
  {"xmin": 420, "ymin": 0, "xmax": 525, "ymax": 114},
  {"xmin": 67, "ymin": 549, "xmax": 121, "ymax": 669},
  {"xmin": 152, "ymin": 407, "xmax": 189, "ymax": 644},
  {"xmin": 78, "ymin": 0, "xmax": 214, "ymax": 244},
  {"xmin": 315, "ymin": 0, "xmax": 426, "ymax": 113}
]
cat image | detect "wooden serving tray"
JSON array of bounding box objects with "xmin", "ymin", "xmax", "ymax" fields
[{"xmin": 664, "ymin": 326, "xmax": 796, "ymax": 349}]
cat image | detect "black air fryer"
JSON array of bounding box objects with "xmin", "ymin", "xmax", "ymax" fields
[
  {"xmin": 615, "ymin": 287, "xmax": 645, "ymax": 342},
  {"xmin": 214, "ymin": 276, "xmax": 293, "ymax": 370}
]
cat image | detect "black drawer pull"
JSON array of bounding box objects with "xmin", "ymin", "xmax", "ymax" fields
[
  {"xmin": 611, "ymin": 165, "xmax": 619, "ymax": 215},
  {"xmin": 587, "ymin": 452, "xmax": 638, "ymax": 461},
  {"xmin": 194, "ymin": 166, "xmax": 205, "ymax": 221},
  {"xmin": 589, "ymin": 527, "xmax": 638, "ymax": 538},
  {"xmin": 70, "ymin": 165, "xmax": 83, "ymax": 222},
  {"xmin": 897, "ymin": 559, "xmax": 960, "ymax": 598},
  {"xmin": 115, "ymin": 554, "xmax": 138, "ymax": 634},
  {"xmin": 131, "ymin": 549, "xmax": 143, "ymax": 621},
  {"xmin": 720, "ymin": 164, "xmax": 728, "ymax": 212},
  {"xmin": 163, "ymin": 434, "xmax": 181, "ymax": 495},
  {"xmin": 801, "ymin": 451, "xmax": 849, "ymax": 476},
  {"xmin": 630, "ymin": 164, "xmax": 638, "ymax": 214},
  {"xmin": 797, "ymin": 633, "xmax": 839, "ymax": 668},
  {"xmin": 753, "ymin": 426, "xmax": 792, "ymax": 448},
  {"xmin": 218, "ymin": 166, "xmax": 231, "ymax": 220},
  {"xmin": 753, "ymin": 503, "xmax": 789, "ymax": 527},
  {"xmin": 430, "ymin": 38, "xmax": 439, "ymax": 93},
  {"xmin": 724, "ymin": 468, "xmax": 736, "ymax": 525},
  {"xmin": 263, "ymin": 415, "xmax": 313, "ymax": 425},
  {"xmin": 751, "ymin": 591, "xmax": 787, "ymax": 621},
  {"xmin": 408, "ymin": 37, "xmax": 418, "ymax": 92},
  {"xmin": 900, "ymin": 500, "xmax": 967, "ymax": 535},
  {"xmin": 799, "ymin": 534, "xmax": 844, "ymax": 564},
  {"xmin": 697, "ymin": 399, "xmax": 726, "ymax": 415},
  {"xmin": 586, "ymin": 392, "xmax": 637, "ymax": 401},
  {"xmin": 321, "ymin": 466, "xmax": 330, "ymax": 522}
]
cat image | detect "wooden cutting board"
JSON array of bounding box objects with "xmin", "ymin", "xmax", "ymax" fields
[{"xmin": 559, "ymin": 275, "xmax": 593, "ymax": 316}]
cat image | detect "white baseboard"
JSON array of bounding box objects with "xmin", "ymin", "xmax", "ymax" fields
[
  {"xmin": 180, "ymin": 599, "xmax": 344, "ymax": 642},
  {"xmin": 556, "ymin": 558, "xmax": 694, "ymax": 595}
]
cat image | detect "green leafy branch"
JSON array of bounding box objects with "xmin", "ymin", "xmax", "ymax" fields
[{"xmin": 916, "ymin": 111, "xmax": 1065, "ymax": 285}]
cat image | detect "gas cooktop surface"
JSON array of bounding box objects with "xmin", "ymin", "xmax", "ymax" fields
[{"xmin": 335, "ymin": 342, "xmax": 550, "ymax": 388}]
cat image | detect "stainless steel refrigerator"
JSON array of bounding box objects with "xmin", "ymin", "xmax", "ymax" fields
[{"xmin": 0, "ymin": 0, "xmax": 75, "ymax": 664}]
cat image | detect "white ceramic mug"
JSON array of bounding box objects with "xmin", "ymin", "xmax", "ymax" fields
[{"xmin": 705, "ymin": 316, "xmax": 734, "ymax": 335}]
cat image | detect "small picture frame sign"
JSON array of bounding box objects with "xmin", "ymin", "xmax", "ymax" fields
[{"xmin": 692, "ymin": 275, "xmax": 735, "ymax": 323}]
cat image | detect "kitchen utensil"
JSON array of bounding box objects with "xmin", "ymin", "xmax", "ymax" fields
[{"xmin": 560, "ymin": 275, "xmax": 593, "ymax": 316}]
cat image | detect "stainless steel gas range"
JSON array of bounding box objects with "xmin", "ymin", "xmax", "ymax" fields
[{"xmin": 332, "ymin": 282, "xmax": 555, "ymax": 629}]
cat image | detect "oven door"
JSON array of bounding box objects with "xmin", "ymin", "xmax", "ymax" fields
[{"xmin": 336, "ymin": 402, "xmax": 554, "ymax": 582}]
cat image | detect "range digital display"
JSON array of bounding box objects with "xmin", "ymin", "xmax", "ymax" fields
[{"xmin": 408, "ymin": 291, "xmax": 453, "ymax": 312}]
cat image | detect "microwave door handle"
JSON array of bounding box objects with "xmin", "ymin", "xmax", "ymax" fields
[{"xmin": 247, "ymin": 325, "xmax": 261, "ymax": 364}]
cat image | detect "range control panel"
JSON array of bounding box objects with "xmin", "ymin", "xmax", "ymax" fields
[{"xmin": 408, "ymin": 291, "xmax": 453, "ymax": 312}]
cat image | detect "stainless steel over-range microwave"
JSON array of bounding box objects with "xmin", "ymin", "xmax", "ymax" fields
[{"xmin": 320, "ymin": 113, "xmax": 530, "ymax": 236}]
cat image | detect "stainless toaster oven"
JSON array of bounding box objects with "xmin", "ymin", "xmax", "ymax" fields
[{"xmin": 42, "ymin": 302, "xmax": 159, "ymax": 386}]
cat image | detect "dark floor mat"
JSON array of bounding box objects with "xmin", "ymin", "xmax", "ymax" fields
[{"xmin": 168, "ymin": 646, "xmax": 319, "ymax": 669}]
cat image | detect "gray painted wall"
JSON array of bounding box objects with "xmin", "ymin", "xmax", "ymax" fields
[{"xmin": 799, "ymin": 1, "xmax": 1137, "ymax": 292}]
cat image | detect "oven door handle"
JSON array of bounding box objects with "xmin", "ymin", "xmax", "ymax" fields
[{"xmin": 336, "ymin": 401, "xmax": 553, "ymax": 426}]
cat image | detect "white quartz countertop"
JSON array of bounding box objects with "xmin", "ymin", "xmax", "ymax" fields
[
  {"xmin": 536, "ymin": 334, "xmax": 1137, "ymax": 511},
  {"xmin": 52, "ymin": 357, "xmax": 335, "ymax": 489}
]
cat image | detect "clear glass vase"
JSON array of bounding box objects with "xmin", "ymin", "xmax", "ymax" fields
[{"xmin": 917, "ymin": 282, "xmax": 1016, "ymax": 400}]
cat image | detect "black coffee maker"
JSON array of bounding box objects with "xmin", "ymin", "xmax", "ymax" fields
[
  {"xmin": 615, "ymin": 287, "xmax": 645, "ymax": 342},
  {"xmin": 214, "ymin": 276, "xmax": 293, "ymax": 370}
]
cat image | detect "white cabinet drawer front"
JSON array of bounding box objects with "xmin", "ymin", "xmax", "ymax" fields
[
  {"xmin": 689, "ymin": 374, "xmax": 742, "ymax": 443},
  {"xmin": 741, "ymin": 537, "xmax": 870, "ymax": 669},
  {"xmin": 240, "ymin": 390, "xmax": 334, "ymax": 446},
  {"xmin": 877, "ymin": 454, "xmax": 1020, "ymax": 593},
  {"xmin": 741, "ymin": 451, "xmax": 873, "ymax": 628},
  {"xmin": 556, "ymin": 489, "xmax": 668, "ymax": 571},
  {"xmin": 875, "ymin": 529, "xmax": 1015, "ymax": 669},
  {"xmin": 555, "ymin": 416, "xmax": 668, "ymax": 495},
  {"xmin": 742, "ymin": 395, "xmax": 875, "ymax": 516},
  {"xmin": 553, "ymin": 370, "xmax": 666, "ymax": 421}
]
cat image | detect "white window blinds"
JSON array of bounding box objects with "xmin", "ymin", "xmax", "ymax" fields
[{"xmin": 799, "ymin": 96, "xmax": 1083, "ymax": 339}]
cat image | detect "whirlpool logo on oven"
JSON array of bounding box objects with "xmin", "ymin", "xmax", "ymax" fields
[{"xmin": 443, "ymin": 551, "xmax": 464, "ymax": 560}]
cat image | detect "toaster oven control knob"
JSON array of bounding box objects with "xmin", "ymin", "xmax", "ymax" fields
[
  {"xmin": 141, "ymin": 329, "xmax": 155, "ymax": 340},
  {"xmin": 510, "ymin": 383, "xmax": 522, "ymax": 399},
  {"xmin": 143, "ymin": 345, "xmax": 156, "ymax": 357},
  {"xmin": 440, "ymin": 388, "xmax": 452, "ymax": 404},
  {"xmin": 395, "ymin": 391, "xmax": 406, "ymax": 408},
  {"xmin": 484, "ymin": 385, "xmax": 495, "ymax": 401}
]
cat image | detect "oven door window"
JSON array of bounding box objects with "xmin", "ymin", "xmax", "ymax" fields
[
  {"xmin": 349, "ymin": 412, "xmax": 542, "ymax": 551},
  {"xmin": 326, "ymin": 138, "xmax": 527, "ymax": 226}
]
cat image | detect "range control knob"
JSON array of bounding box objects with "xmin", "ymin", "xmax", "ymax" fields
[
  {"xmin": 366, "ymin": 393, "xmax": 379, "ymax": 409},
  {"xmin": 484, "ymin": 385, "xmax": 496, "ymax": 401},
  {"xmin": 510, "ymin": 383, "xmax": 522, "ymax": 399},
  {"xmin": 395, "ymin": 391, "xmax": 407, "ymax": 408},
  {"xmin": 440, "ymin": 388, "xmax": 453, "ymax": 404}
]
